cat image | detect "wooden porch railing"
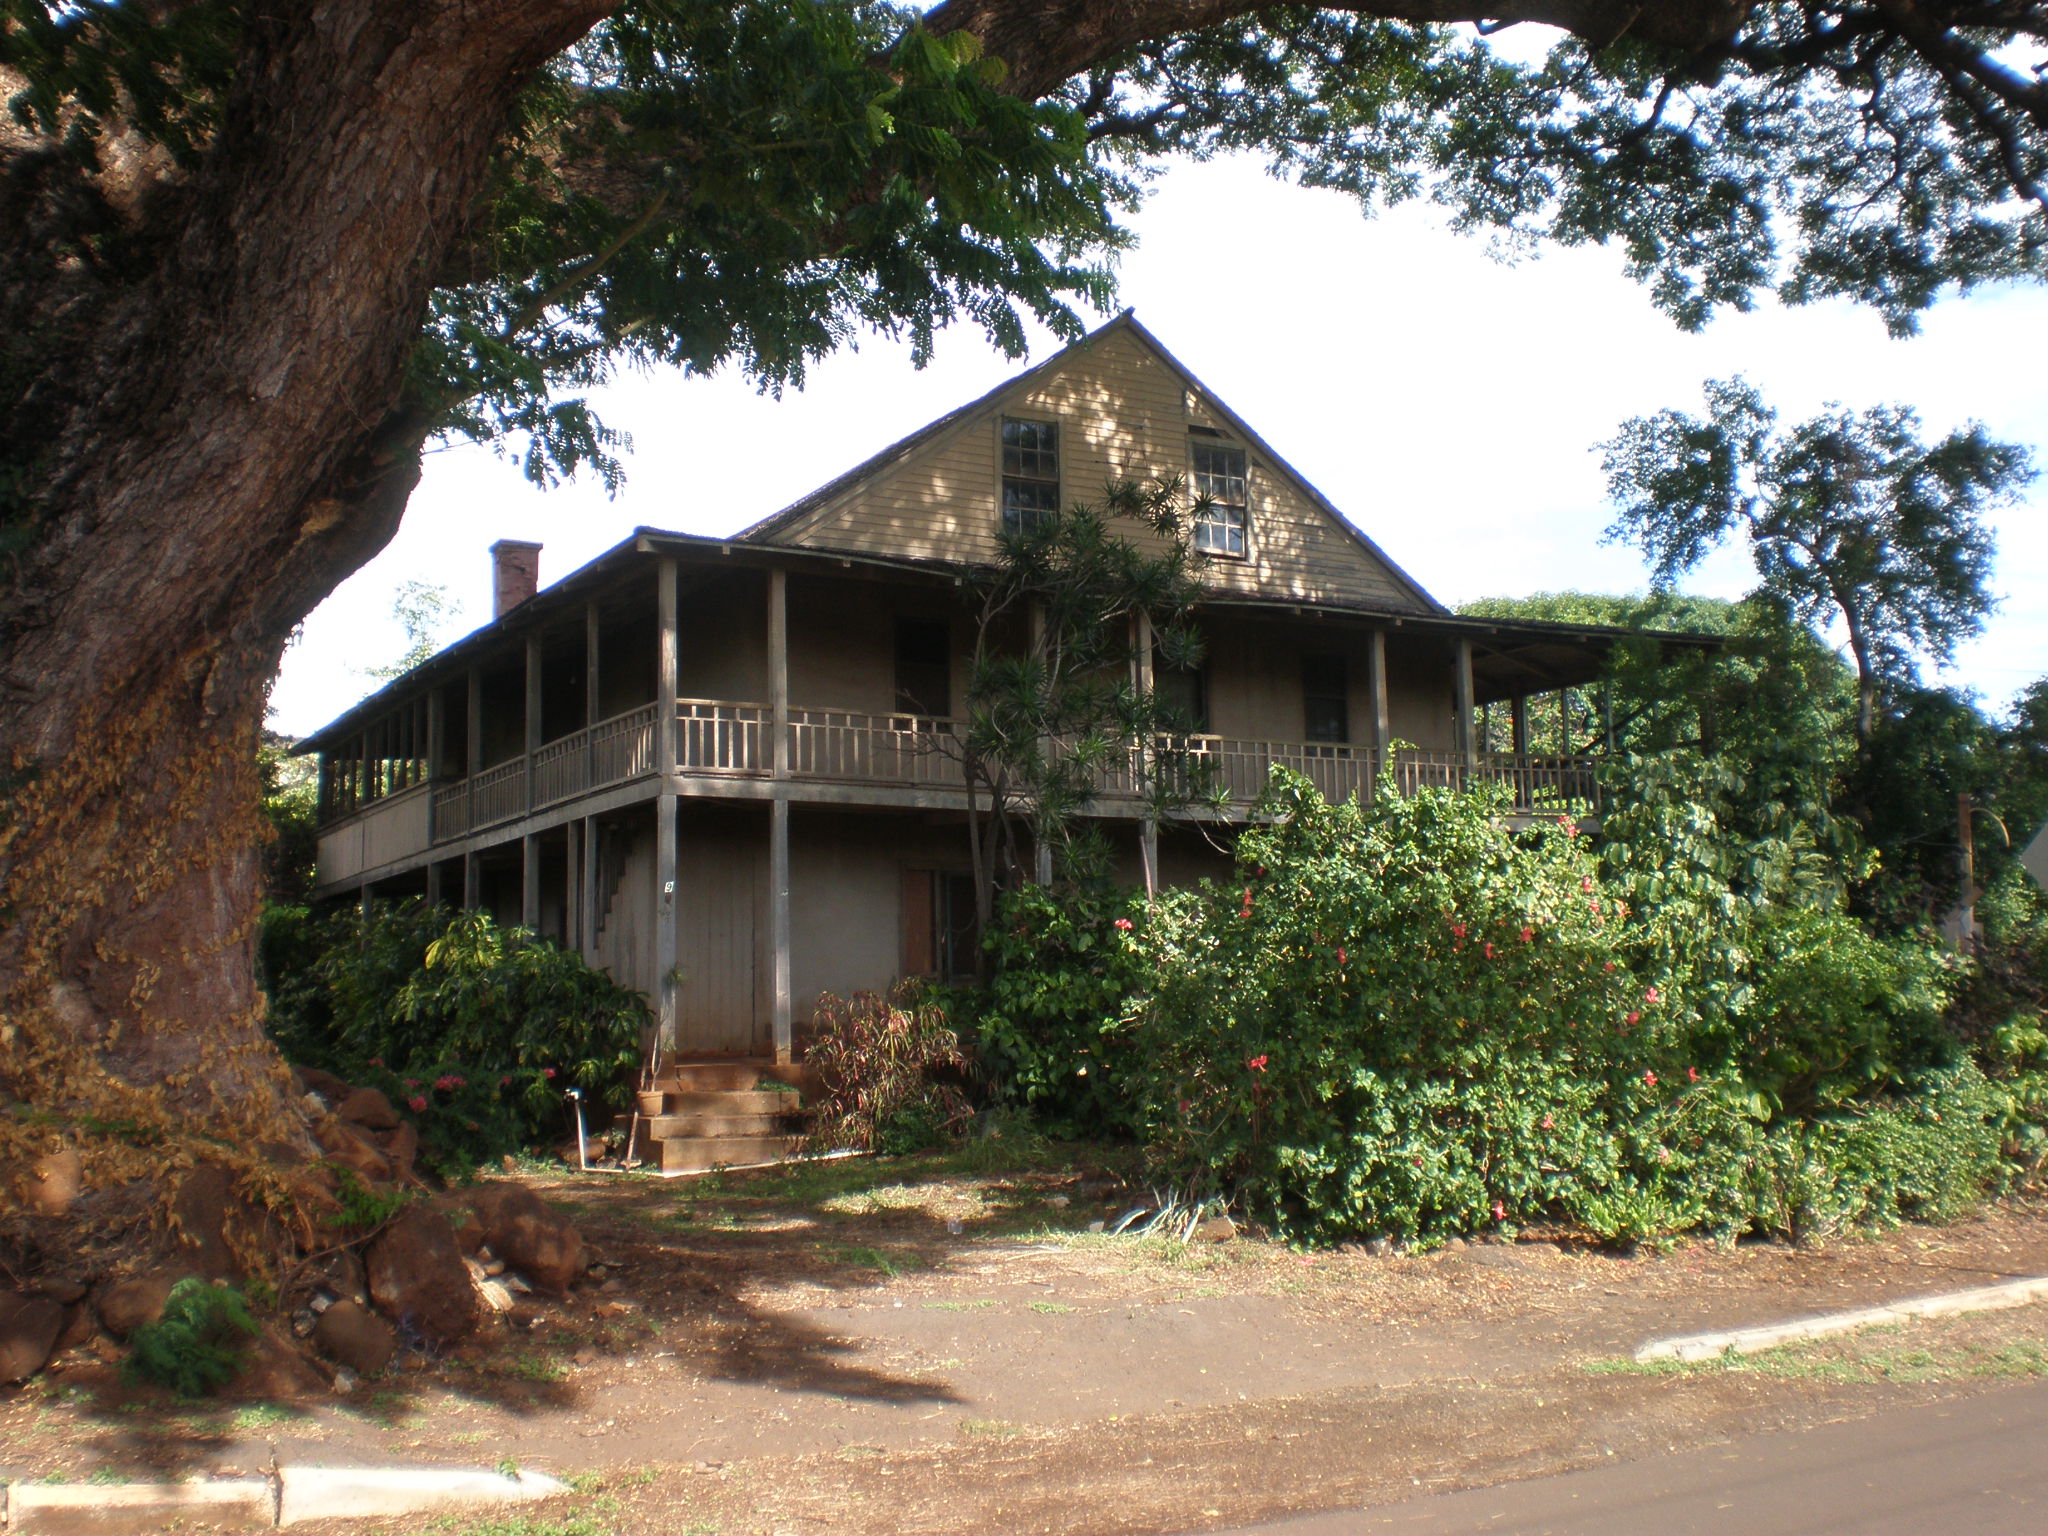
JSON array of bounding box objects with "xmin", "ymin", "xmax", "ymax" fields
[{"xmin": 414, "ymin": 701, "xmax": 1600, "ymax": 845}]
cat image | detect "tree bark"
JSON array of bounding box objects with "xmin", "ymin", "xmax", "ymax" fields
[{"xmin": 0, "ymin": 0, "xmax": 611, "ymax": 1160}]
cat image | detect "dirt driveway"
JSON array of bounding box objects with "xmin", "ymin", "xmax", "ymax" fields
[{"xmin": 5, "ymin": 1146, "xmax": 2048, "ymax": 1534}]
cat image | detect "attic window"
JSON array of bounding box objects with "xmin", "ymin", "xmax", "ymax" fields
[
  {"xmin": 1001, "ymin": 417, "xmax": 1060, "ymax": 533},
  {"xmin": 1191, "ymin": 440, "xmax": 1249, "ymax": 557}
]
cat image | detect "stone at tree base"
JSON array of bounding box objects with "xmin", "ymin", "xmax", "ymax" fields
[
  {"xmin": 312, "ymin": 1300, "xmax": 396, "ymax": 1377},
  {"xmin": 316, "ymin": 1117, "xmax": 393, "ymax": 1184},
  {"xmin": 96, "ymin": 1273, "xmax": 180, "ymax": 1338},
  {"xmin": 32, "ymin": 1276, "xmax": 87, "ymax": 1305},
  {"xmin": 465, "ymin": 1184, "xmax": 587, "ymax": 1294},
  {"xmin": 296, "ymin": 1065, "xmax": 353, "ymax": 1104},
  {"xmin": 336, "ymin": 1087, "xmax": 403, "ymax": 1131},
  {"xmin": 54, "ymin": 1299, "xmax": 97, "ymax": 1352},
  {"xmin": 365, "ymin": 1205, "xmax": 478, "ymax": 1346},
  {"xmin": 380, "ymin": 1120, "xmax": 421, "ymax": 1181},
  {"xmin": 25, "ymin": 1148, "xmax": 83, "ymax": 1217},
  {"xmin": 0, "ymin": 1291, "xmax": 64, "ymax": 1382},
  {"xmin": 1195, "ymin": 1215, "xmax": 1237, "ymax": 1243}
]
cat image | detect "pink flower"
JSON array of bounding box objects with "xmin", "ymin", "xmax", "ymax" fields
[
  {"xmin": 434, "ymin": 1074, "xmax": 464, "ymax": 1091},
  {"xmin": 403, "ymin": 1078, "xmax": 419, "ymax": 1090},
  {"xmin": 1247, "ymin": 1054, "xmax": 1269, "ymax": 1073},
  {"xmin": 1626, "ymin": 1010, "xmax": 1641, "ymax": 1026},
  {"xmin": 1113, "ymin": 917, "xmax": 1134, "ymax": 932},
  {"xmin": 1644, "ymin": 987, "xmax": 1661, "ymax": 1005},
  {"xmin": 1450, "ymin": 923, "xmax": 1468, "ymax": 939},
  {"xmin": 1483, "ymin": 942, "xmax": 1495, "ymax": 960},
  {"xmin": 1519, "ymin": 926, "xmax": 1534, "ymax": 943},
  {"xmin": 1581, "ymin": 877, "xmax": 1595, "ymax": 894},
  {"xmin": 1643, "ymin": 1070, "xmax": 1658, "ymax": 1087},
  {"xmin": 1603, "ymin": 961, "xmax": 1616, "ymax": 972},
  {"xmin": 1240, "ymin": 888, "xmax": 1254, "ymax": 918},
  {"xmin": 1336, "ymin": 947, "xmax": 1348, "ymax": 966},
  {"xmin": 1557, "ymin": 815, "xmax": 1574, "ymax": 829},
  {"xmin": 1540, "ymin": 1114, "xmax": 1554, "ymax": 1130},
  {"xmin": 1657, "ymin": 1147, "xmax": 1672, "ymax": 1163},
  {"xmin": 407, "ymin": 1095, "xmax": 428, "ymax": 1113},
  {"xmin": 1492, "ymin": 1200, "xmax": 1507, "ymax": 1222},
  {"xmin": 367, "ymin": 1057, "xmax": 384, "ymax": 1068},
  {"xmin": 1178, "ymin": 1099, "xmax": 1191, "ymax": 1115},
  {"xmin": 1687, "ymin": 1066, "xmax": 1700, "ymax": 1083},
  {"xmin": 543, "ymin": 1067, "xmax": 557, "ymax": 1080},
  {"xmin": 500, "ymin": 1075, "xmax": 513, "ymax": 1088}
]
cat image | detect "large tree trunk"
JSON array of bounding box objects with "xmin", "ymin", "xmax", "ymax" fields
[{"xmin": 0, "ymin": 0, "xmax": 610, "ymax": 1186}]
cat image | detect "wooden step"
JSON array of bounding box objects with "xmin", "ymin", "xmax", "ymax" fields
[
  {"xmin": 654, "ymin": 1061, "xmax": 774, "ymax": 1092},
  {"xmin": 656, "ymin": 1134, "xmax": 804, "ymax": 1174},
  {"xmin": 636, "ymin": 1089, "xmax": 799, "ymax": 1117},
  {"xmin": 643, "ymin": 1112, "xmax": 798, "ymax": 1140}
]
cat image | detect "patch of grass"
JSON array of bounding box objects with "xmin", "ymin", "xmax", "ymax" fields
[
  {"xmin": 1028, "ymin": 1301, "xmax": 1073, "ymax": 1315},
  {"xmin": 409, "ymin": 1513, "xmax": 615, "ymax": 1536},
  {"xmin": 232, "ymin": 1402, "xmax": 303, "ymax": 1432},
  {"xmin": 85, "ymin": 1467, "xmax": 129, "ymax": 1485},
  {"xmin": 923, "ymin": 1300, "xmax": 995, "ymax": 1313},
  {"xmin": 821, "ymin": 1245, "xmax": 922, "ymax": 1278},
  {"xmin": 959, "ymin": 1417, "xmax": 1025, "ymax": 1439},
  {"xmin": 495, "ymin": 1352, "xmax": 568, "ymax": 1385},
  {"xmin": 1585, "ymin": 1328, "xmax": 2048, "ymax": 1386}
]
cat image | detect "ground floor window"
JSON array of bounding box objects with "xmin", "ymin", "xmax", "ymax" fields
[{"xmin": 902, "ymin": 868, "xmax": 980, "ymax": 983}]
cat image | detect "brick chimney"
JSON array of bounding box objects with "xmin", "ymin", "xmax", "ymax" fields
[{"xmin": 490, "ymin": 539, "xmax": 542, "ymax": 618}]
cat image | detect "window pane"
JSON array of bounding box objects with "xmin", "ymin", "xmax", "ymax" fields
[
  {"xmin": 1002, "ymin": 476, "xmax": 1060, "ymax": 532},
  {"xmin": 894, "ymin": 618, "xmax": 952, "ymax": 717},
  {"xmin": 1303, "ymin": 654, "xmax": 1348, "ymax": 743}
]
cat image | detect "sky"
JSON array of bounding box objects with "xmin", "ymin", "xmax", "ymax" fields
[{"xmin": 268, "ymin": 151, "xmax": 2048, "ymax": 738}]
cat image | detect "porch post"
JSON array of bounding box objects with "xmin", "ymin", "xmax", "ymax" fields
[
  {"xmin": 1133, "ymin": 609, "xmax": 1158, "ymax": 899},
  {"xmin": 654, "ymin": 556, "xmax": 680, "ymax": 1053},
  {"xmin": 581, "ymin": 815, "xmax": 600, "ymax": 960},
  {"xmin": 563, "ymin": 821, "xmax": 579, "ymax": 950},
  {"xmin": 425, "ymin": 860, "xmax": 443, "ymax": 907},
  {"xmin": 465, "ymin": 666, "xmax": 483, "ymax": 778},
  {"xmin": 768, "ymin": 568, "xmax": 793, "ymax": 1063},
  {"xmin": 1454, "ymin": 637, "xmax": 1477, "ymax": 778},
  {"xmin": 524, "ymin": 633, "xmax": 542, "ymax": 812},
  {"xmin": 521, "ymin": 833, "xmax": 540, "ymax": 930},
  {"xmin": 1368, "ymin": 628, "xmax": 1390, "ymax": 797},
  {"xmin": 425, "ymin": 686, "xmax": 446, "ymax": 846},
  {"xmin": 1510, "ymin": 693, "xmax": 1529, "ymax": 757},
  {"xmin": 584, "ymin": 598, "xmax": 601, "ymax": 792},
  {"xmin": 462, "ymin": 850, "xmax": 479, "ymax": 909}
]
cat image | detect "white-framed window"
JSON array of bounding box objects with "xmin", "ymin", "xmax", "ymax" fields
[
  {"xmin": 1000, "ymin": 417, "xmax": 1060, "ymax": 533},
  {"xmin": 1191, "ymin": 436, "xmax": 1249, "ymax": 557}
]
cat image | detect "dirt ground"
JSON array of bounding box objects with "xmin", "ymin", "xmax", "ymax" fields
[{"xmin": 5, "ymin": 1145, "xmax": 2048, "ymax": 1536}]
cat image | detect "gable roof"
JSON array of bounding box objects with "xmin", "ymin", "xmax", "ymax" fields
[{"xmin": 735, "ymin": 311, "xmax": 1445, "ymax": 615}]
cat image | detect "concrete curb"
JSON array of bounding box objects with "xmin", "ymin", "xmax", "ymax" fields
[
  {"xmin": 1635, "ymin": 1273, "xmax": 2048, "ymax": 1364},
  {"xmin": 0, "ymin": 1464, "xmax": 566, "ymax": 1530}
]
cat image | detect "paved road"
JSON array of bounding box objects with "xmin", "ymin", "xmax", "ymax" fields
[{"xmin": 1209, "ymin": 1382, "xmax": 2048, "ymax": 1536}]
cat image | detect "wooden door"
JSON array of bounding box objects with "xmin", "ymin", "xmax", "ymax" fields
[{"xmin": 675, "ymin": 818, "xmax": 767, "ymax": 1055}]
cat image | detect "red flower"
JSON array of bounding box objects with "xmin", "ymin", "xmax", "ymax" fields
[
  {"xmin": 1113, "ymin": 917, "xmax": 1134, "ymax": 932},
  {"xmin": 367, "ymin": 1057, "xmax": 384, "ymax": 1068},
  {"xmin": 1483, "ymin": 942, "xmax": 1495, "ymax": 960},
  {"xmin": 1450, "ymin": 923, "xmax": 1468, "ymax": 939},
  {"xmin": 1642, "ymin": 1070, "xmax": 1658, "ymax": 1087},
  {"xmin": 499, "ymin": 1075, "xmax": 513, "ymax": 1088},
  {"xmin": 1336, "ymin": 947, "xmax": 1348, "ymax": 966},
  {"xmin": 1603, "ymin": 961, "xmax": 1616, "ymax": 972},
  {"xmin": 1492, "ymin": 1200, "xmax": 1507, "ymax": 1222},
  {"xmin": 1687, "ymin": 1066, "xmax": 1700, "ymax": 1083},
  {"xmin": 1540, "ymin": 1114, "xmax": 1554, "ymax": 1130},
  {"xmin": 1240, "ymin": 887, "xmax": 1254, "ymax": 918},
  {"xmin": 1644, "ymin": 987, "xmax": 1661, "ymax": 1005},
  {"xmin": 407, "ymin": 1095, "xmax": 428, "ymax": 1113},
  {"xmin": 434, "ymin": 1074, "xmax": 464, "ymax": 1091},
  {"xmin": 1246, "ymin": 1054, "xmax": 1269, "ymax": 1072},
  {"xmin": 542, "ymin": 1067, "xmax": 557, "ymax": 1080},
  {"xmin": 1626, "ymin": 1010, "xmax": 1641, "ymax": 1026},
  {"xmin": 403, "ymin": 1078, "xmax": 419, "ymax": 1090},
  {"xmin": 1519, "ymin": 926, "xmax": 1534, "ymax": 943},
  {"xmin": 1581, "ymin": 877, "xmax": 1595, "ymax": 894}
]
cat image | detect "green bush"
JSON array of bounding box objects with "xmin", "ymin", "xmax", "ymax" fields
[
  {"xmin": 124, "ymin": 1279, "xmax": 259, "ymax": 1397},
  {"xmin": 262, "ymin": 900, "xmax": 647, "ymax": 1174},
  {"xmin": 969, "ymin": 883, "xmax": 1154, "ymax": 1137}
]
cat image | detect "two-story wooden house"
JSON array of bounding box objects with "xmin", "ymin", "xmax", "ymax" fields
[{"xmin": 301, "ymin": 314, "xmax": 1708, "ymax": 1162}]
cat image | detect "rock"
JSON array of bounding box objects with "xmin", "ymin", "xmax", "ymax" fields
[
  {"xmin": 431, "ymin": 1195, "xmax": 485, "ymax": 1255},
  {"xmin": 24, "ymin": 1149, "xmax": 83, "ymax": 1218},
  {"xmin": 316, "ymin": 1117, "xmax": 393, "ymax": 1185},
  {"xmin": 54, "ymin": 1301, "xmax": 97, "ymax": 1353},
  {"xmin": 475, "ymin": 1279, "xmax": 515, "ymax": 1314},
  {"xmin": 234, "ymin": 1326, "xmax": 331, "ymax": 1398},
  {"xmin": 1364, "ymin": 1236, "xmax": 1392, "ymax": 1257},
  {"xmin": 1047, "ymin": 1194, "xmax": 1071, "ymax": 1208},
  {"xmin": 97, "ymin": 1274, "xmax": 178, "ymax": 1339},
  {"xmin": 296, "ymin": 1065, "xmax": 353, "ymax": 1104},
  {"xmin": 466, "ymin": 1184, "xmax": 586, "ymax": 1295},
  {"xmin": 312, "ymin": 1300, "xmax": 396, "ymax": 1377},
  {"xmin": 332, "ymin": 1365, "xmax": 360, "ymax": 1395},
  {"xmin": 172, "ymin": 1164, "xmax": 242, "ymax": 1280},
  {"xmin": 336, "ymin": 1087, "xmax": 403, "ymax": 1132},
  {"xmin": 556, "ymin": 1136, "xmax": 590, "ymax": 1167},
  {"xmin": 365, "ymin": 1206, "xmax": 479, "ymax": 1347},
  {"xmin": 380, "ymin": 1121, "xmax": 420, "ymax": 1182},
  {"xmin": 32, "ymin": 1276, "xmax": 87, "ymax": 1305},
  {"xmin": 0, "ymin": 1292, "xmax": 64, "ymax": 1382},
  {"xmin": 1194, "ymin": 1215, "xmax": 1237, "ymax": 1243}
]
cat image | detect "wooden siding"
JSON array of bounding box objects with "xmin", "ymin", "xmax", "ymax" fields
[
  {"xmin": 760, "ymin": 326, "xmax": 1433, "ymax": 613},
  {"xmin": 315, "ymin": 788, "xmax": 430, "ymax": 886}
]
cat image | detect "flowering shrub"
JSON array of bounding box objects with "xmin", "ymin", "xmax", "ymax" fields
[
  {"xmin": 1125, "ymin": 772, "xmax": 2010, "ymax": 1245},
  {"xmin": 804, "ymin": 983, "xmax": 974, "ymax": 1155}
]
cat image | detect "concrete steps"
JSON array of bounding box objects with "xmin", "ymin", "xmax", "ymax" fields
[{"xmin": 628, "ymin": 1057, "xmax": 809, "ymax": 1175}]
